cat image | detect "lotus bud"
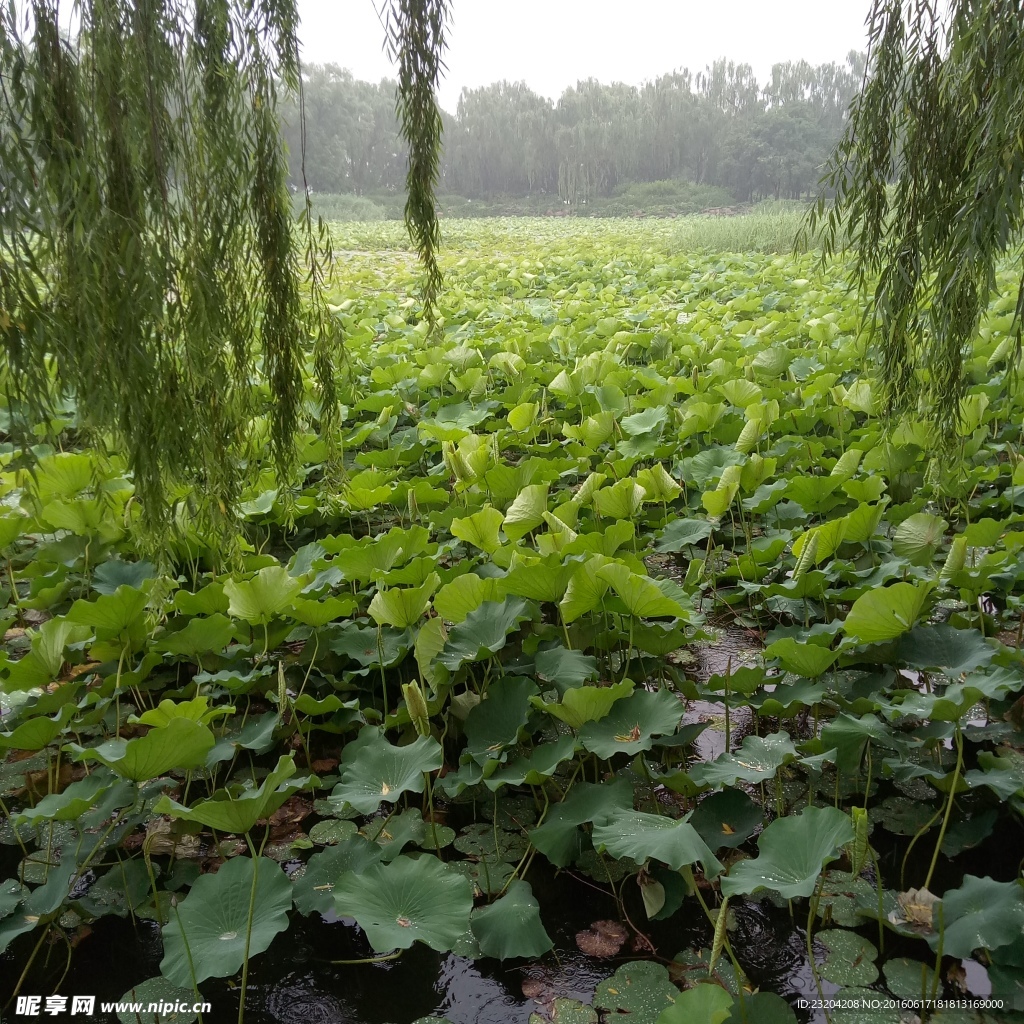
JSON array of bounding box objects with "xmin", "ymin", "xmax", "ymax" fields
[{"xmin": 402, "ymin": 680, "xmax": 431, "ymax": 737}]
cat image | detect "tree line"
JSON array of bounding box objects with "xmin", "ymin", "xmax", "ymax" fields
[{"xmin": 280, "ymin": 53, "xmax": 866, "ymax": 206}]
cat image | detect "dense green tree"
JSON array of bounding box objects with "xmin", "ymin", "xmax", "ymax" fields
[
  {"xmin": 0, "ymin": 0, "xmax": 448, "ymax": 547},
  {"xmin": 811, "ymin": 0, "xmax": 1024, "ymax": 436}
]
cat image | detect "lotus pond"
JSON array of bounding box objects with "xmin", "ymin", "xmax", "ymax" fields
[{"xmin": 1, "ymin": 218, "xmax": 1023, "ymax": 1024}]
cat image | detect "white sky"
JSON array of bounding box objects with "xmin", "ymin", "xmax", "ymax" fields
[{"xmin": 296, "ymin": 1, "xmax": 874, "ymax": 113}]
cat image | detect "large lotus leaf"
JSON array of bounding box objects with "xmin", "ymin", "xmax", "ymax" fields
[
  {"xmin": 580, "ymin": 688, "xmax": 683, "ymax": 758},
  {"xmin": 116, "ymin": 978, "xmax": 199, "ymax": 1024},
  {"xmin": 655, "ymin": 518, "xmax": 714, "ymax": 552},
  {"xmin": 690, "ymin": 732, "xmax": 797, "ymax": 788},
  {"xmin": 470, "ymin": 880, "xmax": 552, "ymax": 959},
  {"xmin": 362, "ymin": 807, "xmax": 428, "ymax": 861},
  {"xmin": 721, "ymin": 806, "xmax": 855, "ymax": 899},
  {"xmin": 883, "ymin": 957, "xmax": 935, "ymax": 1000},
  {"xmin": 289, "ymin": 594, "xmax": 358, "ymax": 627},
  {"xmin": 504, "ymin": 484, "xmax": 549, "ymax": 541},
  {"xmin": 15, "ymin": 771, "xmax": 113, "ymax": 825},
  {"xmin": 486, "ymin": 734, "xmax": 577, "ymax": 789},
  {"xmin": 763, "ymin": 637, "xmax": 837, "ymax": 677},
  {"xmin": 330, "ymin": 727, "xmax": 442, "ymax": 814},
  {"xmin": 92, "ymin": 559, "xmax": 157, "ymax": 595},
  {"xmin": 818, "ymin": 713, "xmax": 903, "ymax": 775},
  {"xmin": 332, "ymin": 854, "xmax": 472, "ymax": 953},
  {"xmin": 594, "ymin": 479, "xmax": 645, "ymax": 520},
  {"xmin": 883, "ymin": 667, "xmax": 1024, "ymax": 722},
  {"xmin": 534, "ymin": 644, "xmax": 600, "ymax": 692},
  {"xmin": 293, "ymin": 837, "xmax": 385, "ymax": 916},
  {"xmin": 464, "ymin": 675, "xmax": 538, "ymax": 763},
  {"xmin": 451, "ymin": 506, "xmax": 505, "ymax": 553},
  {"xmin": 160, "ymin": 855, "xmax": 291, "ymax": 986},
  {"xmin": 330, "ymin": 622, "xmax": 410, "ymax": 668},
  {"xmin": 637, "ymin": 463, "xmax": 681, "ymax": 504},
  {"xmin": 560, "ymin": 554, "xmax": 615, "ymax": 623},
  {"xmin": 621, "ymin": 406, "xmax": 668, "ymax": 437},
  {"xmin": 843, "ymin": 582, "xmax": 933, "ymax": 644},
  {"xmin": 67, "ymin": 585, "xmax": 150, "ymax": 642},
  {"xmin": 154, "ymin": 613, "xmax": 237, "ymax": 660},
  {"xmin": 929, "ymin": 875, "xmax": 1024, "ymax": 958},
  {"xmin": 594, "ymin": 961, "xmax": 678, "ymax": 1023},
  {"xmin": 132, "ymin": 696, "xmax": 232, "ymax": 728},
  {"xmin": 368, "ymin": 573, "xmax": 439, "ymax": 629},
  {"xmin": 896, "ymin": 625, "xmax": 995, "ymax": 675},
  {"xmin": 529, "ymin": 778, "xmax": 635, "ymax": 867},
  {"xmin": 892, "ymin": 512, "xmax": 947, "ymax": 566},
  {"xmin": 438, "ymin": 597, "xmax": 532, "ymax": 670},
  {"xmin": 433, "ymin": 573, "xmax": 503, "ymax": 623},
  {"xmin": 965, "ymin": 748, "xmax": 1024, "ymax": 800},
  {"xmin": 528, "ymin": 1000, "xmax": 597, "ymax": 1024},
  {"xmin": 597, "ymin": 563, "xmax": 688, "ymax": 619},
  {"xmin": 501, "ymin": 559, "xmax": 575, "ymax": 604},
  {"xmin": 223, "ymin": 565, "xmax": 302, "ymax": 625},
  {"xmin": 531, "ymin": 680, "xmax": 633, "ymax": 730},
  {"xmin": 155, "ymin": 755, "xmax": 310, "ymax": 834},
  {"xmin": 0, "ymin": 703, "xmax": 76, "ymax": 751},
  {"xmin": 69, "ymin": 717, "xmax": 215, "ymax": 781},
  {"xmin": 4, "ymin": 618, "xmax": 89, "ymax": 690},
  {"xmin": 657, "ymin": 984, "xmax": 732, "ymax": 1024},
  {"xmin": 592, "ymin": 809, "xmax": 722, "ymax": 878},
  {"xmin": 690, "ymin": 789, "xmax": 764, "ymax": 851}
]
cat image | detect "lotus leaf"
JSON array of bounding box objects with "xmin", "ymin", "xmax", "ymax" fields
[
  {"xmin": 843, "ymin": 582, "xmax": 933, "ymax": 644},
  {"xmin": 470, "ymin": 880, "xmax": 553, "ymax": 959},
  {"xmin": 579, "ymin": 688, "xmax": 683, "ymax": 758},
  {"xmin": 332, "ymin": 855, "xmax": 472, "ymax": 953},
  {"xmin": 721, "ymin": 806, "xmax": 855, "ymax": 899},
  {"xmin": 592, "ymin": 809, "xmax": 722, "ymax": 878},
  {"xmin": 690, "ymin": 732, "xmax": 797, "ymax": 787},
  {"xmin": 69, "ymin": 717, "xmax": 215, "ymax": 781},
  {"xmin": 329, "ymin": 728, "xmax": 440, "ymax": 815},
  {"xmin": 160, "ymin": 855, "xmax": 292, "ymax": 986},
  {"xmin": 594, "ymin": 961, "xmax": 678, "ymax": 1023},
  {"xmin": 223, "ymin": 565, "xmax": 302, "ymax": 624}
]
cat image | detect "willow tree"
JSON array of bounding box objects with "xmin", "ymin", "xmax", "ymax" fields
[
  {"xmin": 0, "ymin": 0, "xmax": 447, "ymax": 546},
  {"xmin": 810, "ymin": 0, "xmax": 1024, "ymax": 437}
]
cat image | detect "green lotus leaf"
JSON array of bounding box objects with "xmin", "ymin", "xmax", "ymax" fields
[
  {"xmin": 15, "ymin": 771, "xmax": 115, "ymax": 825},
  {"xmin": 433, "ymin": 573, "xmax": 504, "ymax": 622},
  {"xmin": 528, "ymin": 1000, "xmax": 597, "ymax": 1024},
  {"xmin": 637, "ymin": 463, "xmax": 681, "ymax": 503},
  {"xmin": 93, "ymin": 559, "xmax": 157, "ymax": 595},
  {"xmin": 329, "ymin": 623, "xmax": 410, "ymax": 668},
  {"xmin": 368, "ymin": 572, "xmax": 439, "ymax": 629},
  {"xmin": 67, "ymin": 584, "xmax": 150, "ymax": 643},
  {"xmin": 470, "ymin": 880, "xmax": 553, "ymax": 959},
  {"xmin": 594, "ymin": 961, "xmax": 678, "ymax": 1023},
  {"xmin": 155, "ymin": 755, "xmax": 311, "ymax": 834},
  {"xmin": 579, "ymin": 688, "xmax": 683, "ymax": 758},
  {"xmin": 529, "ymin": 778, "xmax": 635, "ymax": 867},
  {"xmin": 657, "ymin": 984, "xmax": 732, "ymax": 1024},
  {"xmin": 503, "ymin": 484, "xmax": 549, "ymax": 541},
  {"xmin": 896, "ymin": 625, "xmax": 995, "ymax": 675},
  {"xmin": 486, "ymin": 734, "xmax": 577, "ymax": 789},
  {"xmin": 117, "ymin": 978, "xmax": 199, "ymax": 1024},
  {"xmin": 721, "ymin": 806, "xmax": 854, "ymax": 899},
  {"xmin": 132, "ymin": 696, "xmax": 233, "ymax": 728},
  {"xmin": 154, "ymin": 614, "xmax": 236, "ymax": 659},
  {"xmin": 655, "ymin": 517, "xmax": 714, "ymax": 551},
  {"xmin": 223, "ymin": 565, "xmax": 302, "ymax": 624},
  {"xmin": 965, "ymin": 747, "xmax": 1024, "ymax": 800},
  {"xmin": 597, "ymin": 563, "xmax": 689, "ymax": 619},
  {"xmin": 288, "ymin": 594, "xmax": 359, "ymax": 627},
  {"xmin": 593, "ymin": 809, "xmax": 722, "ymax": 878},
  {"xmin": 330, "ymin": 727, "xmax": 442, "ymax": 814},
  {"xmin": 763, "ymin": 636, "xmax": 837, "ymax": 676},
  {"xmin": 0, "ymin": 704, "xmax": 76, "ymax": 751},
  {"xmin": 159, "ymin": 855, "xmax": 292, "ymax": 986},
  {"xmin": 689, "ymin": 789, "xmax": 764, "ymax": 850},
  {"xmin": 501, "ymin": 559, "xmax": 575, "ymax": 604},
  {"xmin": 362, "ymin": 807, "xmax": 428, "ymax": 861},
  {"xmin": 464, "ymin": 675, "xmax": 539, "ymax": 763},
  {"xmin": 534, "ymin": 644, "xmax": 600, "ymax": 692},
  {"xmin": 308, "ymin": 819, "xmax": 358, "ymax": 846},
  {"xmin": 332, "ymin": 855, "xmax": 473, "ymax": 953},
  {"xmin": 451, "ymin": 506, "xmax": 505, "ymax": 553},
  {"xmin": 531, "ymin": 680, "xmax": 633, "ymax": 730},
  {"xmin": 620, "ymin": 406, "xmax": 668, "ymax": 437},
  {"xmin": 4, "ymin": 619, "xmax": 90, "ymax": 691},
  {"xmin": 883, "ymin": 957, "xmax": 935, "ymax": 1000},
  {"xmin": 843, "ymin": 582, "xmax": 933, "ymax": 644},
  {"xmin": 438, "ymin": 597, "xmax": 532, "ymax": 670},
  {"xmin": 930, "ymin": 875, "xmax": 1024, "ymax": 958},
  {"xmin": 818, "ymin": 929, "xmax": 878, "ymax": 986},
  {"xmin": 892, "ymin": 512, "xmax": 947, "ymax": 565},
  {"xmin": 689, "ymin": 732, "xmax": 797, "ymax": 788},
  {"xmin": 594, "ymin": 478, "xmax": 646, "ymax": 520},
  {"xmin": 292, "ymin": 836, "xmax": 384, "ymax": 915},
  {"xmin": 69, "ymin": 717, "xmax": 216, "ymax": 781},
  {"xmin": 560, "ymin": 554, "xmax": 615, "ymax": 623}
]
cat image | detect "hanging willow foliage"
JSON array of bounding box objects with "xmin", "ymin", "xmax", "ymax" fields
[
  {"xmin": 808, "ymin": 0, "xmax": 1024, "ymax": 439},
  {"xmin": 0, "ymin": 0, "xmax": 447, "ymax": 547}
]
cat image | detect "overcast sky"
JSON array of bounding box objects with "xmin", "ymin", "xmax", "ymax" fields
[{"xmin": 295, "ymin": 1, "xmax": 874, "ymax": 113}]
